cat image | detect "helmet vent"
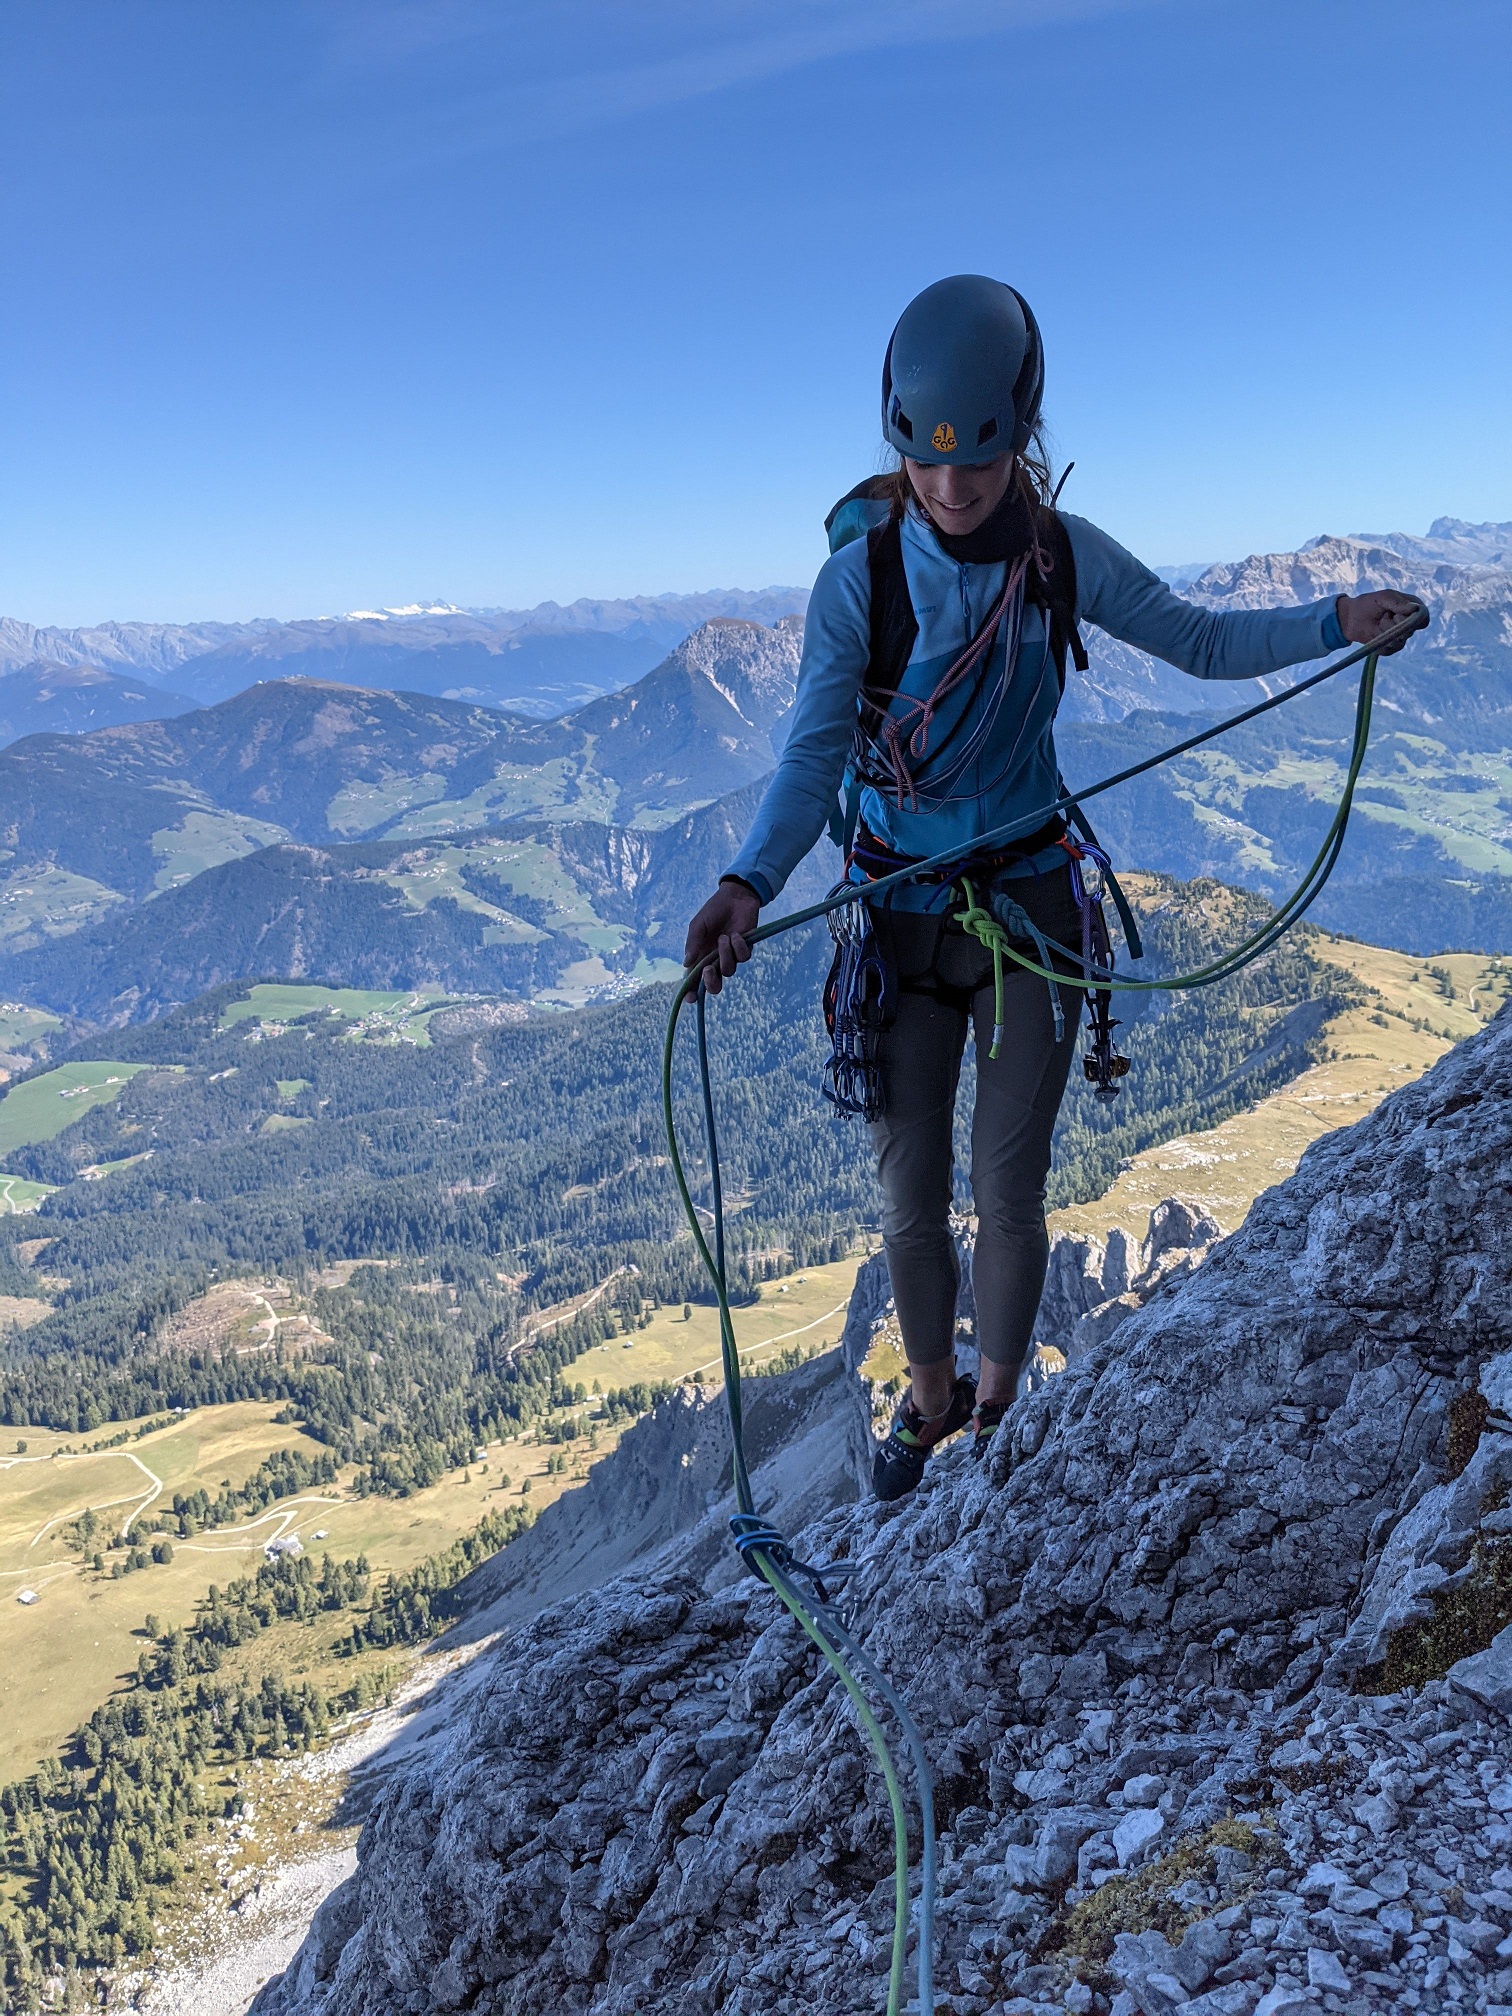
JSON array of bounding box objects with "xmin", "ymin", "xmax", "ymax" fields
[
  {"xmin": 889, "ymin": 398, "xmax": 913, "ymax": 442},
  {"xmin": 976, "ymin": 418, "xmax": 998, "ymax": 447}
]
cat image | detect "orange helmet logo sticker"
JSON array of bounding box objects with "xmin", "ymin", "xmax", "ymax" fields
[{"xmin": 931, "ymin": 421, "xmax": 957, "ymax": 453}]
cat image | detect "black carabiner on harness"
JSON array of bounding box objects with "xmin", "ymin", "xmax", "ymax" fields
[{"xmin": 1062, "ymin": 839, "xmax": 1131, "ymax": 1101}]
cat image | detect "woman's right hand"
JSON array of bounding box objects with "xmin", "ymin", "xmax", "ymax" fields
[{"xmin": 683, "ymin": 880, "xmax": 760, "ymax": 993}]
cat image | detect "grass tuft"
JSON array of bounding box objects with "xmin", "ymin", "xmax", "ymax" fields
[
  {"xmin": 1040, "ymin": 1817, "xmax": 1278, "ymax": 1979},
  {"xmin": 1445, "ymin": 1386, "xmax": 1491, "ymax": 1481},
  {"xmin": 1363, "ymin": 1537, "xmax": 1512, "ymax": 1694}
]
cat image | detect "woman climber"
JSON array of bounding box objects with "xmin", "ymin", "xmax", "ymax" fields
[{"xmin": 682, "ymin": 274, "xmax": 1422, "ymax": 1504}]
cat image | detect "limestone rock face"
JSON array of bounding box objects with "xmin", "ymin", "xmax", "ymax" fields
[
  {"xmin": 253, "ymin": 1008, "xmax": 1512, "ymax": 2016},
  {"xmin": 1185, "ymin": 535, "xmax": 1476, "ymax": 610},
  {"xmin": 667, "ymin": 615, "xmax": 804, "ymax": 734},
  {"xmin": 1033, "ymin": 1199, "xmax": 1223, "ymax": 1367},
  {"xmin": 453, "ymin": 1343, "xmax": 862, "ymax": 1646}
]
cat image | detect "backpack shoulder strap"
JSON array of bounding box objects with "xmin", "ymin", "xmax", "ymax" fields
[
  {"xmin": 1028, "ymin": 508, "xmax": 1089, "ymax": 694},
  {"xmin": 821, "ymin": 491, "xmax": 918, "ymax": 852},
  {"xmin": 862, "ymin": 509, "xmax": 919, "ymax": 735}
]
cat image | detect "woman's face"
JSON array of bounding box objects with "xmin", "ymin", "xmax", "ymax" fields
[{"xmin": 904, "ymin": 452, "xmax": 1013, "ymax": 537}]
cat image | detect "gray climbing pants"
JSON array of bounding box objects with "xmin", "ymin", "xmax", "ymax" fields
[{"xmin": 867, "ymin": 864, "xmax": 1083, "ymax": 1376}]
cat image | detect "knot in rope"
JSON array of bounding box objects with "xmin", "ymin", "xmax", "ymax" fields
[{"xmin": 954, "ymin": 877, "xmax": 1065, "ymax": 1058}]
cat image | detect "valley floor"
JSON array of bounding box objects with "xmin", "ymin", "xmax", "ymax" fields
[
  {"xmin": 0, "ymin": 1257, "xmax": 863, "ymax": 1784},
  {"xmin": 0, "ymin": 1393, "xmax": 599, "ymax": 1781}
]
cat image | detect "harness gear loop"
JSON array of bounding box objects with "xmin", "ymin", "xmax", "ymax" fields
[{"xmin": 1058, "ymin": 834, "xmax": 1132, "ymax": 1099}]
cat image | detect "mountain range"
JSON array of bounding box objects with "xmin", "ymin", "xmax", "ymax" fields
[
  {"xmin": 1057, "ymin": 528, "xmax": 1512, "ymax": 951},
  {"xmin": 0, "ymin": 587, "xmax": 810, "ymax": 723},
  {"xmin": 0, "ymin": 611, "xmax": 800, "ymax": 880},
  {"xmin": 1, "ymin": 518, "xmax": 1509, "ymax": 1021},
  {"xmin": 5, "ymin": 516, "xmax": 1505, "ymax": 740}
]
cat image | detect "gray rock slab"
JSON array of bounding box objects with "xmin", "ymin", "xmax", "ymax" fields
[{"xmin": 250, "ymin": 1005, "xmax": 1512, "ymax": 2016}]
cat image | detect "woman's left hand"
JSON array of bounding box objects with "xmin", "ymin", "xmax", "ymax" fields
[{"xmin": 1337, "ymin": 590, "xmax": 1429, "ymax": 655}]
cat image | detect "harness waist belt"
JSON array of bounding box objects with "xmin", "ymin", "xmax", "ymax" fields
[{"xmin": 848, "ymin": 814, "xmax": 1067, "ymax": 887}]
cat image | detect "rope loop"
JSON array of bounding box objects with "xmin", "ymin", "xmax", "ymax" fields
[{"xmin": 729, "ymin": 1513, "xmax": 854, "ymax": 1604}]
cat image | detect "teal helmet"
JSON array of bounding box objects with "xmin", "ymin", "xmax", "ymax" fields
[{"xmin": 881, "ymin": 275, "xmax": 1044, "ymax": 466}]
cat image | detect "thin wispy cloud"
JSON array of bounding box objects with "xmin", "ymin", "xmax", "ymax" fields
[{"xmin": 319, "ymin": 0, "xmax": 1201, "ymax": 164}]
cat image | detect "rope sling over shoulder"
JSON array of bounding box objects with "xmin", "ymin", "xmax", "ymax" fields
[{"xmin": 663, "ymin": 603, "xmax": 1426, "ymax": 2016}]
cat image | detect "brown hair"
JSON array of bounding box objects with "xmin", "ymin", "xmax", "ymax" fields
[{"xmin": 880, "ymin": 420, "xmax": 1056, "ymax": 521}]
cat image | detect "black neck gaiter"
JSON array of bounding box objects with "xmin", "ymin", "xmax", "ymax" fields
[{"xmin": 924, "ymin": 480, "xmax": 1036, "ymax": 566}]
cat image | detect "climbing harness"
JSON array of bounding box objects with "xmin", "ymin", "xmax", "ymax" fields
[
  {"xmin": 827, "ymin": 817, "xmax": 1134, "ymax": 1109},
  {"xmin": 823, "ymin": 807, "xmax": 1116, "ymax": 1115},
  {"xmin": 663, "ymin": 607, "xmax": 1423, "ymax": 2016}
]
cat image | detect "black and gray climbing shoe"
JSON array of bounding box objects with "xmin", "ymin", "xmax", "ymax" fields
[
  {"xmin": 871, "ymin": 1375, "xmax": 976, "ymax": 1502},
  {"xmin": 969, "ymin": 1398, "xmax": 1010, "ymax": 1458}
]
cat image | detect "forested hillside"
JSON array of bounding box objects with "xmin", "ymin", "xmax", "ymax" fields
[
  {"xmin": 0, "ymin": 875, "xmax": 1345, "ymax": 1448},
  {"xmin": 4, "ymin": 779, "xmax": 837, "ymax": 1023}
]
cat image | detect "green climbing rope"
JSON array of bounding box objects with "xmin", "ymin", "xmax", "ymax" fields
[
  {"xmin": 955, "ymin": 651, "xmax": 1378, "ymax": 1006},
  {"xmin": 661, "ymin": 983, "xmax": 926, "ymax": 2016}
]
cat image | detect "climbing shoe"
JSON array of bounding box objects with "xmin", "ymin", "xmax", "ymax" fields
[
  {"xmin": 969, "ymin": 1399, "xmax": 1010, "ymax": 1459},
  {"xmin": 871, "ymin": 1375, "xmax": 976, "ymax": 1503}
]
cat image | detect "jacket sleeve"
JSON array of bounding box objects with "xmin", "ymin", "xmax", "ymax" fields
[
  {"xmin": 724, "ymin": 543, "xmax": 870, "ymax": 903},
  {"xmin": 1063, "ymin": 514, "xmax": 1346, "ymax": 679}
]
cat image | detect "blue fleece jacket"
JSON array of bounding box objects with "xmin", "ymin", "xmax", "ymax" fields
[{"xmin": 725, "ymin": 506, "xmax": 1346, "ymax": 908}]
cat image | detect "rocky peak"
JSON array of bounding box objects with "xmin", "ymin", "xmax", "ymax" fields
[
  {"xmin": 1358, "ymin": 518, "xmax": 1512, "ymax": 571},
  {"xmin": 1032, "ymin": 1200, "xmax": 1225, "ymax": 1369},
  {"xmin": 662, "ymin": 616, "xmax": 803, "ymax": 732},
  {"xmin": 254, "ymin": 1005, "xmax": 1512, "ymax": 2016},
  {"xmin": 1188, "ymin": 536, "xmax": 1483, "ymax": 611}
]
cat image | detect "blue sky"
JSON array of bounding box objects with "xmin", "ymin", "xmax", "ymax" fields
[{"xmin": 1, "ymin": 0, "xmax": 1506, "ymax": 624}]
